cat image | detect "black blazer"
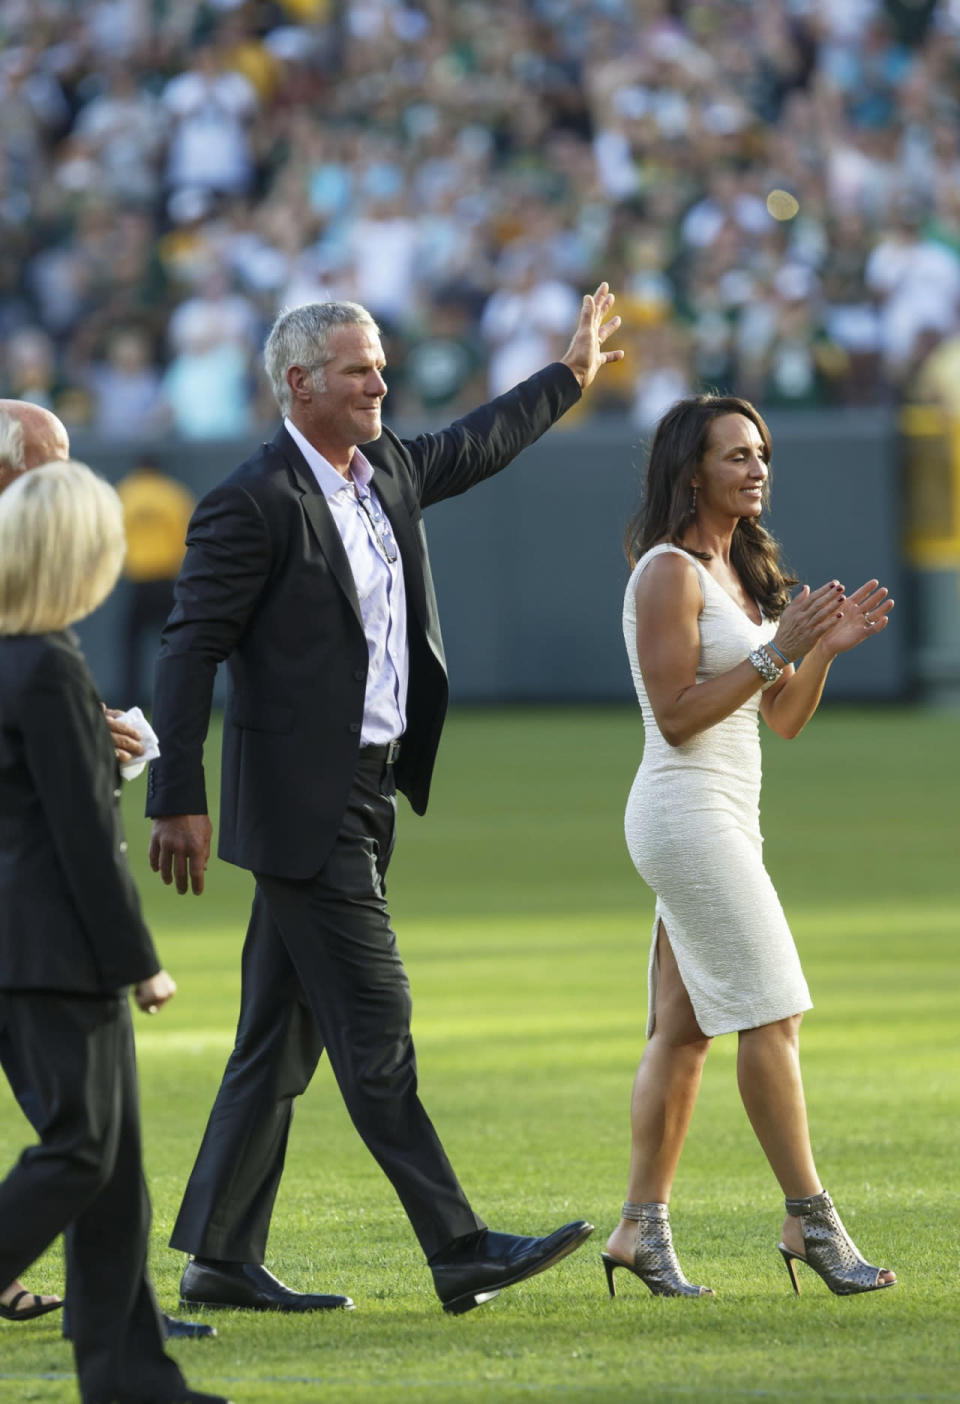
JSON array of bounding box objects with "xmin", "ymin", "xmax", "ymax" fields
[
  {"xmin": 146, "ymin": 363, "xmax": 580, "ymax": 879},
  {"xmin": 0, "ymin": 631, "xmax": 160, "ymax": 992}
]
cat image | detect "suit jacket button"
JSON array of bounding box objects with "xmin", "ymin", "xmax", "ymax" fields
[
  {"xmin": 353, "ymin": 668, "xmax": 365, "ymax": 681},
  {"xmin": 348, "ymin": 722, "xmax": 361, "ymax": 733}
]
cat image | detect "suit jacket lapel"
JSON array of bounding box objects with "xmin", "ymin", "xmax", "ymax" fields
[{"xmin": 272, "ymin": 427, "xmax": 364, "ymax": 630}]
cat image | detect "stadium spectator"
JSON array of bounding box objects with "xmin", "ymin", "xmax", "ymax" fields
[
  {"xmin": 4, "ymin": 0, "xmax": 960, "ymax": 420},
  {"xmin": 480, "ymin": 249, "xmax": 581, "ymax": 398},
  {"xmin": 115, "ymin": 457, "xmax": 195, "ymax": 705},
  {"xmin": 159, "ymin": 316, "xmax": 254, "ymax": 441},
  {"xmin": 2, "ymin": 327, "xmax": 60, "ymax": 411},
  {"xmin": 906, "ymin": 312, "xmax": 960, "ymax": 413},
  {"xmin": 402, "ymin": 290, "xmax": 487, "ymax": 416},
  {"xmin": 865, "ymin": 195, "xmax": 960, "ymax": 384},
  {"xmin": 161, "ymin": 44, "xmax": 259, "ymax": 202},
  {"xmin": 71, "ymin": 66, "xmax": 166, "ymax": 205},
  {"xmin": 84, "ymin": 327, "xmax": 166, "ymax": 440}
]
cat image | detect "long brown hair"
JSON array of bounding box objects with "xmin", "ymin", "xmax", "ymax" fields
[{"xmin": 624, "ymin": 395, "xmax": 797, "ymax": 619}]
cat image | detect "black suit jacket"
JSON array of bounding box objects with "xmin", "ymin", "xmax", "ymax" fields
[
  {"xmin": 146, "ymin": 363, "xmax": 580, "ymax": 880},
  {"xmin": 0, "ymin": 631, "xmax": 160, "ymax": 992}
]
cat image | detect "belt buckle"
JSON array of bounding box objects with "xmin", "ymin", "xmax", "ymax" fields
[{"xmin": 385, "ymin": 739, "xmax": 401, "ymax": 765}]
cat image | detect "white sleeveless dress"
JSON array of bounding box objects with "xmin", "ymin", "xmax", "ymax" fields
[{"xmin": 623, "ymin": 543, "xmax": 812, "ymax": 1038}]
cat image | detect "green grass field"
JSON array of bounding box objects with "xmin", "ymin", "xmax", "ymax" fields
[{"xmin": 2, "ymin": 705, "xmax": 958, "ymax": 1403}]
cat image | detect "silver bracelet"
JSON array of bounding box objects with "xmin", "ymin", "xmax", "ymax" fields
[
  {"xmin": 758, "ymin": 642, "xmax": 786, "ymax": 675},
  {"xmin": 748, "ymin": 647, "xmax": 780, "ymax": 689}
]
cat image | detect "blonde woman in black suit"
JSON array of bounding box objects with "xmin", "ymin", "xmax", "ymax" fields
[{"xmin": 0, "ymin": 461, "xmax": 226, "ymax": 1404}]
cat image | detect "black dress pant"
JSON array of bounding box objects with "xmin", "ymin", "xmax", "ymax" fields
[
  {"xmin": 0, "ymin": 990, "xmax": 185, "ymax": 1404},
  {"xmin": 170, "ymin": 752, "xmax": 483, "ymax": 1263}
]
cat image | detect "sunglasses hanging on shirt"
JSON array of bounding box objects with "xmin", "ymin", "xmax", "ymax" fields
[{"xmin": 355, "ymin": 491, "xmax": 398, "ymax": 564}]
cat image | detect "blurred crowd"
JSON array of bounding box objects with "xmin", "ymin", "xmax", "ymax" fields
[{"xmin": 3, "ymin": 0, "xmax": 960, "ymax": 438}]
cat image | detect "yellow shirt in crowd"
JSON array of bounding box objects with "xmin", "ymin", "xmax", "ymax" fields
[{"xmin": 115, "ymin": 467, "xmax": 195, "ymax": 582}]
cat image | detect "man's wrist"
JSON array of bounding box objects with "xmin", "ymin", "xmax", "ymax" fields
[{"xmin": 558, "ymin": 358, "xmax": 585, "ymax": 391}]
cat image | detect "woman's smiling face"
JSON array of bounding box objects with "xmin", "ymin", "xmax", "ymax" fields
[{"xmin": 692, "ymin": 412, "xmax": 770, "ymax": 522}]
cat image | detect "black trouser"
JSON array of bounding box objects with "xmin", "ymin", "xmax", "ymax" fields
[
  {"xmin": 170, "ymin": 751, "xmax": 483, "ymax": 1264},
  {"xmin": 0, "ymin": 991, "xmax": 185, "ymax": 1404}
]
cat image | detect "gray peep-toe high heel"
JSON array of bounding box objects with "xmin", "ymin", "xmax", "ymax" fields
[
  {"xmin": 601, "ymin": 1201, "xmax": 714, "ymax": 1298},
  {"xmin": 779, "ymin": 1190, "xmax": 896, "ymax": 1296}
]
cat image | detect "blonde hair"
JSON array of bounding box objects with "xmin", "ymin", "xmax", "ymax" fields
[{"xmin": 0, "ymin": 460, "xmax": 126, "ymax": 634}]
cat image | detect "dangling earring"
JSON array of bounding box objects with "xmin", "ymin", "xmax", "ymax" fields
[{"xmin": 690, "ymin": 483, "xmax": 698, "ymax": 516}]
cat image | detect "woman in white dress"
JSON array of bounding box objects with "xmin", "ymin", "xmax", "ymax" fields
[{"xmin": 603, "ymin": 395, "xmax": 896, "ymax": 1300}]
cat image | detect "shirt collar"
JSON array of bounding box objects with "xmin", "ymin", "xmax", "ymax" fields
[{"xmin": 284, "ymin": 417, "xmax": 374, "ymax": 501}]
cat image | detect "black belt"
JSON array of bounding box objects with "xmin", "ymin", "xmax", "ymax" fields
[{"xmin": 358, "ymin": 739, "xmax": 401, "ymax": 765}]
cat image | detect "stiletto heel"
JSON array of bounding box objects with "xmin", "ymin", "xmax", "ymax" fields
[
  {"xmin": 602, "ymin": 1201, "xmax": 714, "ymax": 1298},
  {"xmin": 778, "ymin": 1245, "xmax": 801, "ymax": 1295},
  {"xmin": 779, "ymin": 1191, "xmax": 895, "ymax": 1296}
]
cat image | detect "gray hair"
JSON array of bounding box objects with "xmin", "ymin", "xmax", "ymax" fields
[
  {"xmin": 264, "ymin": 301, "xmax": 379, "ymax": 416},
  {"xmin": 0, "ymin": 410, "xmax": 26, "ymax": 472}
]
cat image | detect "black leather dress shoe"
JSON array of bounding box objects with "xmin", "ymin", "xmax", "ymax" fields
[
  {"xmin": 430, "ymin": 1220, "xmax": 594, "ymax": 1314},
  {"xmin": 62, "ymin": 1308, "xmax": 215, "ymax": 1342},
  {"xmin": 179, "ymin": 1259, "xmax": 354, "ymax": 1313},
  {"xmin": 162, "ymin": 1311, "xmax": 217, "ymax": 1340}
]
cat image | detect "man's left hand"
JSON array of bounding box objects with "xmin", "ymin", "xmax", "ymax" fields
[
  {"xmin": 103, "ymin": 706, "xmax": 144, "ymax": 766},
  {"xmin": 560, "ymin": 282, "xmax": 624, "ymax": 390}
]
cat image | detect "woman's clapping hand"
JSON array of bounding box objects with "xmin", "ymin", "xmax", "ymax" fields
[
  {"xmin": 770, "ymin": 580, "xmax": 846, "ymax": 663},
  {"xmin": 818, "ymin": 579, "xmax": 894, "ymax": 658}
]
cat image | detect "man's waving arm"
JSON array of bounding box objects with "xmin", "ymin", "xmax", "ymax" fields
[{"xmin": 405, "ymin": 283, "xmax": 623, "ymax": 509}]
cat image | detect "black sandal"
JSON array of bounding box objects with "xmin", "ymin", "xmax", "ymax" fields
[{"xmin": 0, "ymin": 1289, "xmax": 64, "ymax": 1321}]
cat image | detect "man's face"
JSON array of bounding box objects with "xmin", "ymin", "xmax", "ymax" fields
[{"xmin": 297, "ymin": 323, "xmax": 387, "ymax": 458}]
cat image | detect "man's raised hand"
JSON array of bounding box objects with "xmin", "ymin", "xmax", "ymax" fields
[{"xmin": 560, "ymin": 281, "xmax": 624, "ymax": 391}]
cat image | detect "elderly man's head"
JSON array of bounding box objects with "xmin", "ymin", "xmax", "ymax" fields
[{"xmin": 0, "ymin": 401, "xmax": 71, "ymax": 493}]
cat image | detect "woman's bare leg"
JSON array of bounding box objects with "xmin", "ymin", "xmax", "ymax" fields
[
  {"xmin": 736, "ymin": 1016, "xmax": 820, "ymax": 1258},
  {"xmin": 605, "ymin": 923, "xmax": 711, "ymax": 1263},
  {"xmin": 737, "ymin": 1017, "xmax": 894, "ymax": 1282}
]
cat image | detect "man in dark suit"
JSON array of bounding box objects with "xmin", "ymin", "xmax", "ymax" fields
[{"xmin": 147, "ymin": 285, "xmax": 623, "ymax": 1315}]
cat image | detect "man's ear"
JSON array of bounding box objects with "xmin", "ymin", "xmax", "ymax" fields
[{"xmin": 287, "ymin": 365, "xmax": 312, "ymax": 403}]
